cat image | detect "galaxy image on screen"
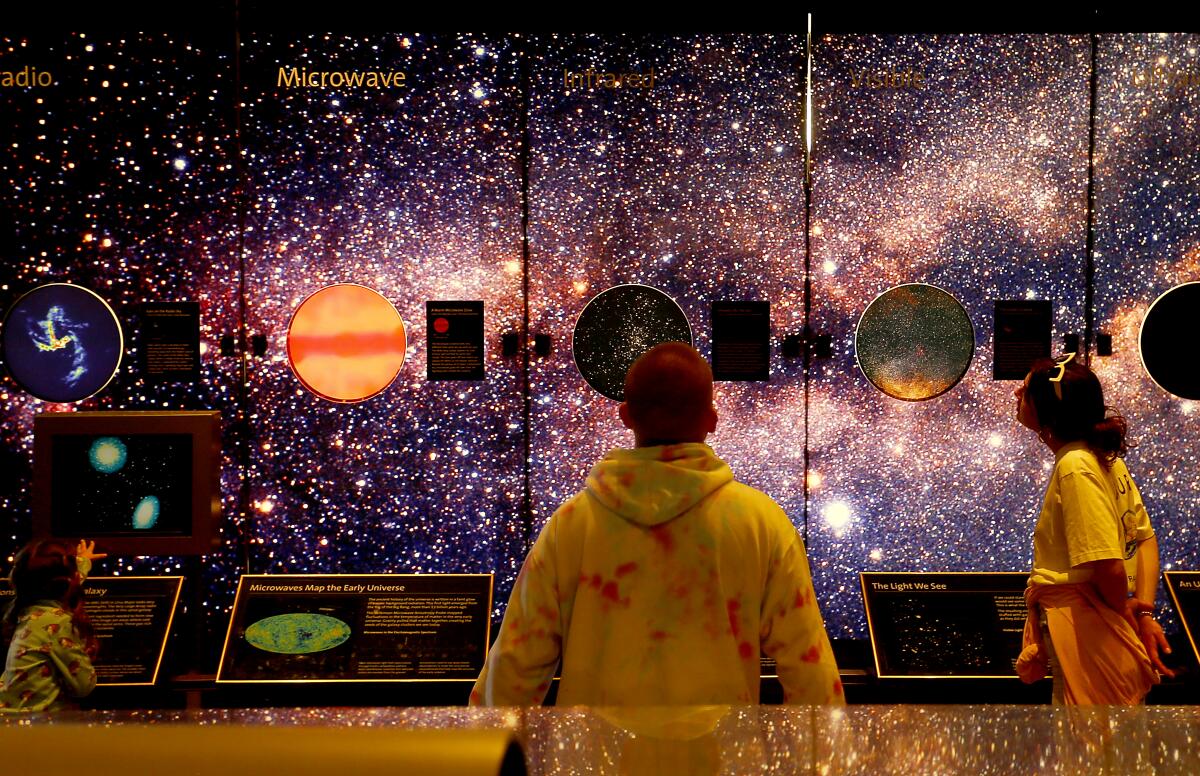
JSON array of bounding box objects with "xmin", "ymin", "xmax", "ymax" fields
[
  {"xmin": 49, "ymin": 433, "xmax": 192, "ymax": 536},
  {"xmin": 1, "ymin": 30, "xmax": 1197, "ymax": 648}
]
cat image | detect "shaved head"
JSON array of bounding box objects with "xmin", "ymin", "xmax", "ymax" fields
[{"xmin": 619, "ymin": 342, "xmax": 717, "ymax": 447}]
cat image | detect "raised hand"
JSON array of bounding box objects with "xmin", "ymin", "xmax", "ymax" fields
[{"xmin": 75, "ymin": 539, "xmax": 108, "ymax": 562}]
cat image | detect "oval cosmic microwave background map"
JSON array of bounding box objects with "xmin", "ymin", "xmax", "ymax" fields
[
  {"xmin": 0, "ymin": 283, "xmax": 124, "ymax": 404},
  {"xmin": 244, "ymin": 613, "xmax": 353, "ymax": 654},
  {"xmin": 572, "ymin": 284, "xmax": 694, "ymax": 402},
  {"xmin": 854, "ymin": 283, "xmax": 976, "ymax": 401},
  {"xmin": 286, "ymin": 283, "xmax": 408, "ymax": 403}
]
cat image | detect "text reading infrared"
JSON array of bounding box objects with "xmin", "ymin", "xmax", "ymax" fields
[{"xmin": 563, "ymin": 68, "xmax": 655, "ymax": 90}]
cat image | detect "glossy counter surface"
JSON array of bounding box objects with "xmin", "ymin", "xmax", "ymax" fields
[{"xmin": 1, "ymin": 705, "xmax": 1197, "ymax": 774}]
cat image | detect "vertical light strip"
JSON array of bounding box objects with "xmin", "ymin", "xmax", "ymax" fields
[
  {"xmin": 806, "ymin": 14, "xmax": 813, "ymax": 158},
  {"xmin": 1083, "ymin": 33, "xmax": 1099, "ymax": 364},
  {"xmin": 802, "ymin": 15, "xmax": 814, "ymax": 546}
]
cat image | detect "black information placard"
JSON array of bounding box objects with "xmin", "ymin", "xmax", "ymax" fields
[
  {"xmin": 426, "ymin": 301, "xmax": 485, "ymax": 381},
  {"xmin": 1164, "ymin": 571, "xmax": 1200, "ymax": 668},
  {"xmin": 139, "ymin": 302, "xmax": 201, "ymax": 382},
  {"xmin": 0, "ymin": 576, "xmax": 182, "ymax": 686},
  {"xmin": 994, "ymin": 300, "xmax": 1051, "ymax": 380},
  {"xmin": 711, "ymin": 301, "xmax": 770, "ymax": 381},
  {"xmin": 861, "ymin": 572, "xmax": 1029, "ymax": 678},
  {"xmin": 217, "ymin": 574, "xmax": 493, "ymax": 683}
]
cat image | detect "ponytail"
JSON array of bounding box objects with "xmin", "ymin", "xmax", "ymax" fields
[{"xmin": 1086, "ymin": 413, "xmax": 1130, "ymax": 469}]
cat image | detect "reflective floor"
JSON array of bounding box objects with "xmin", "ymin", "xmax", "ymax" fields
[{"xmin": 2, "ymin": 705, "xmax": 1198, "ymax": 775}]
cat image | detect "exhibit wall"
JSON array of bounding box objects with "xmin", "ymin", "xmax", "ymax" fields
[
  {"xmin": 1, "ymin": 30, "xmax": 1197, "ymax": 646},
  {"xmin": 807, "ymin": 34, "xmax": 1094, "ymax": 631},
  {"xmin": 0, "ymin": 31, "xmax": 246, "ymax": 634},
  {"xmin": 237, "ymin": 33, "xmax": 525, "ymax": 585}
]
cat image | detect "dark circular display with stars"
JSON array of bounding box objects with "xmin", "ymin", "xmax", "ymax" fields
[
  {"xmin": 572, "ymin": 284, "xmax": 693, "ymax": 401},
  {"xmin": 854, "ymin": 283, "xmax": 975, "ymax": 401},
  {"xmin": 1140, "ymin": 282, "xmax": 1200, "ymax": 400},
  {"xmin": 1, "ymin": 283, "xmax": 124, "ymax": 404}
]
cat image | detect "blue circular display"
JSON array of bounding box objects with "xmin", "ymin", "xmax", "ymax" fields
[
  {"xmin": 88, "ymin": 436, "xmax": 128, "ymax": 473},
  {"xmin": 1, "ymin": 283, "xmax": 123, "ymax": 403}
]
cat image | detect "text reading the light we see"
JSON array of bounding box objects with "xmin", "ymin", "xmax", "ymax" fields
[
  {"xmin": 277, "ymin": 67, "xmax": 406, "ymax": 89},
  {"xmin": 869, "ymin": 581, "xmax": 948, "ymax": 591}
]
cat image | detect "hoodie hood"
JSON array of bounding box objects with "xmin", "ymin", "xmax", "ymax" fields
[{"xmin": 585, "ymin": 443, "xmax": 734, "ymax": 527}]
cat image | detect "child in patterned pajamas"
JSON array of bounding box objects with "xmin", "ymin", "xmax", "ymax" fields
[{"xmin": 1, "ymin": 539, "xmax": 105, "ymax": 712}]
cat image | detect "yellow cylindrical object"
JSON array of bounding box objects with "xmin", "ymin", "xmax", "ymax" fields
[{"xmin": 0, "ymin": 726, "xmax": 525, "ymax": 776}]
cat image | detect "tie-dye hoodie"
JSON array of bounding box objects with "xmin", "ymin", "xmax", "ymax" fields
[{"xmin": 471, "ymin": 443, "xmax": 844, "ymax": 706}]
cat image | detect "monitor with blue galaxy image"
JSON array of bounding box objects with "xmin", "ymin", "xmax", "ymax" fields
[
  {"xmin": 33, "ymin": 411, "xmax": 222, "ymax": 556},
  {"xmin": 52, "ymin": 433, "xmax": 191, "ymax": 535}
]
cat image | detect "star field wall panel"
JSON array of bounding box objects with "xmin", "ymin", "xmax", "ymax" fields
[
  {"xmin": 808, "ymin": 35, "xmax": 1091, "ymax": 637},
  {"xmin": 527, "ymin": 34, "xmax": 808, "ymax": 530},
  {"xmin": 237, "ymin": 33, "xmax": 525, "ymax": 613},
  {"xmin": 0, "ymin": 32, "xmax": 243, "ymax": 637},
  {"xmin": 1092, "ymin": 34, "xmax": 1200, "ymax": 635}
]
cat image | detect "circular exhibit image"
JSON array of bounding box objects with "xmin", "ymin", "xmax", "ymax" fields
[
  {"xmin": 286, "ymin": 283, "xmax": 407, "ymax": 403},
  {"xmin": 572, "ymin": 284, "xmax": 693, "ymax": 401},
  {"xmin": 855, "ymin": 283, "xmax": 975, "ymax": 401},
  {"xmin": 244, "ymin": 613, "xmax": 352, "ymax": 654},
  {"xmin": 0, "ymin": 283, "xmax": 124, "ymax": 403},
  {"xmin": 1140, "ymin": 281, "xmax": 1200, "ymax": 400},
  {"xmin": 89, "ymin": 436, "xmax": 128, "ymax": 474}
]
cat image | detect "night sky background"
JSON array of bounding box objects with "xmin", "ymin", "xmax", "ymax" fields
[{"xmin": 1, "ymin": 32, "xmax": 1196, "ymax": 657}]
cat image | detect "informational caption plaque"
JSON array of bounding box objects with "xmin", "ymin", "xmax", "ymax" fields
[
  {"xmin": 0, "ymin": 576, "xmax": 182, "ymax": 686},
  {"xmin": 217, "ymin": 574, "xmax": 493, "ymax": 682},
  {"xmin": 1164, "ymin": 571, "xmax": 1200, "ymax": 668},
  {"xmin": 993, "ymin": 300, "xmax": 1051, "ymax": 380},
  {"xmin": 139, "ymin": 302, "xmax": 201, "ymax": 382},
  {"xmin": 861, "ymin": 572, "xmax": 1029, "ymax": 678},
  {"xmin": 426, "ymin": 301, "xmax": 485, "ymax": 381},
  {"xmin": 711, "ymin": 301, "xmax": 770, "ymax": 381}
]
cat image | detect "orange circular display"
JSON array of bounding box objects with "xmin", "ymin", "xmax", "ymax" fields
[{"xmin": 286, "ymin": 284, "xmax": 407, "ymax": 403}]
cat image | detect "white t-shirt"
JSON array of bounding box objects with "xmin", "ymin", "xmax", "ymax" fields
[{"xmin": 1029, "ymin": 441, "xmax": 1153, "ymax": 591}]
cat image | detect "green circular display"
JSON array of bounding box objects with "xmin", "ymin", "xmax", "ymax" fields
[{"xmin": 855, "ymin": 283, "xmax": 975, "ymax": 401}]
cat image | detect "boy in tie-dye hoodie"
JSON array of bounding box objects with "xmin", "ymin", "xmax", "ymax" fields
[{"xmin": 472, "ymin": 342, "xmax": 843, "ymax": 706}]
